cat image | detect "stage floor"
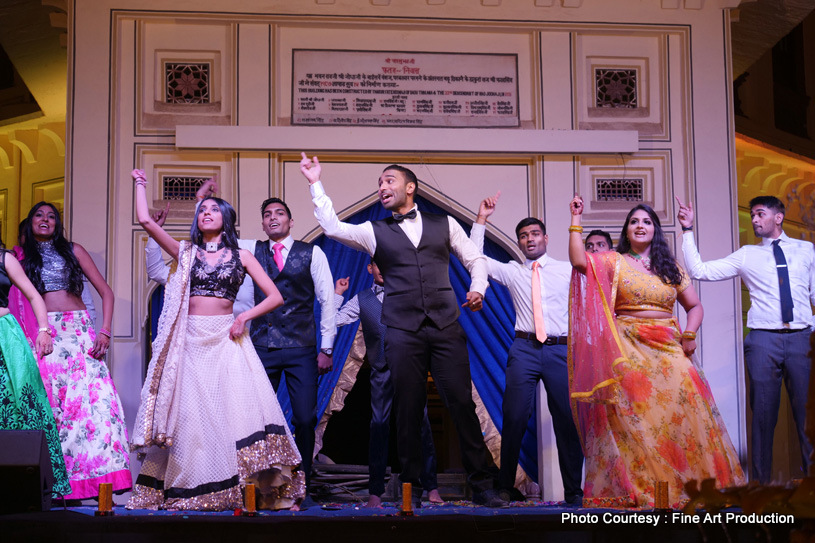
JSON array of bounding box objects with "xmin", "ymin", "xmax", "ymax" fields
[{"xmin": 0, "ymin": 500, "xmax": 802, "ymax": 543}]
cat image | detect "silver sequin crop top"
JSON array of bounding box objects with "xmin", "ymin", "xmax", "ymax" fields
[
  {"xmin": 39, "ymin": 240, "xmax": 72, "ymax": 292},
  {"xmin": 189, "ymin": 247, "xmax": 246, "ymax": 302}
]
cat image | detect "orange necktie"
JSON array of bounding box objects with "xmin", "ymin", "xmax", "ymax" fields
[{"xmin": 531, "ymin": 261, "xmax": 547, "ymax": 343}]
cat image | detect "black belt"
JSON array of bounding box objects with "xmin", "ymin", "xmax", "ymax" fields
[
  {"xmin": 515, "ymin": 331, "xmax": 568, "ymax": 345},
  {"xmin": 752, "ymin": 327, "xmax": 812, "ymax": 334}
]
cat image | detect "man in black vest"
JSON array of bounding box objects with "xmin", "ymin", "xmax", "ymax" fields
[
  {"xmin": 250, "ymin": 197, "xmax": 336, "ymax": 506},
  {"xmin": 335, "ymin": 260, "xmax": 443, "ymax": 507},
  {"xmin": 300, "ymin": 153, "xmax": 505, "ymax": 507}
]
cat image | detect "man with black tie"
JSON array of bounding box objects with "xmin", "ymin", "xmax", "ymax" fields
[
  {"xmin": 300, "ymin": 153, "xmax": 504, "ymax": 507},
  {"xmin": 678, "ymin": 195, "xmax": 815, "ymax": 483}
]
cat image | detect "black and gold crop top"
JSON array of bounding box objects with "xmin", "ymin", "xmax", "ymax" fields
[
  {"xmin": 189, "ymin": 246, "xmax": 245, "ymax": 302},
  {"xmin": 0, "ymin": 250, "xmax": 11, "ymax": 308}
]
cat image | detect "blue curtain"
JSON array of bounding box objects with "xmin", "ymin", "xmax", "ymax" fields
[{"xmin": 282, "ymin": 198, "xmax": 539, "ymax": 482}]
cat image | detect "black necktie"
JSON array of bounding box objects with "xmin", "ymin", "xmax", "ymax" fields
[
  {"xmin": 392, "ymin": 209, "xmax": 417, "ymax": 222},
  {"xmin": 772, "ymin": 239, "xmax": 794, "ymax": 323}
]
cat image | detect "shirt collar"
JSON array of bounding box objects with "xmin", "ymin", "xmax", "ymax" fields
[
  {"xmin": 758, "ymin": 231, "xmax": 790, "ymax": 247},
  {"xmin": 372, "ymin": 284, "xmax": 385, "ymax": 296},
  {"xmin": 524, "ymin": 253, "xmax": 549, "ymax": 269},
  {"xmin": 269, "ymin": 235, "xmax": 294, "ymax": 251}
]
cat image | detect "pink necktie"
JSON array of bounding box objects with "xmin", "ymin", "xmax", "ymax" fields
[
  {"xmin": 531, "ymin": 261, "xmax": 547, "ymax": 343},
  {"xmin": 272, "ymin": 242, "xmax": 285, "ymax": 272}
]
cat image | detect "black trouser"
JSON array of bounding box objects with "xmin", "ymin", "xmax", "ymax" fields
[
  {"xmin": 385, "ymin": 319, "xmax": 495, "ymax": 494},
  {"xmin": 254, "ymin": 344, "xmax": 317, "ymax": 489},
  {"xmin": 369, "ymin": 353, "xmax": 438, "ymax": 496},
  {"xmin": 499, "ymin": 337, "xmax": 584, "ymax": 501}
]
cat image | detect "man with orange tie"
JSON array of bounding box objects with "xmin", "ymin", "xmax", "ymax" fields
[{"xmin": 471, "ymin": 194, "xmax": 584, "ymax": 506}]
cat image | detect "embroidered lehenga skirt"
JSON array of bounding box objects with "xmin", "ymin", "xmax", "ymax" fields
[
  {"xmin": 0, "ymin": 313, "xmax": 71, "ymax": 496},
  {"xmin": 579, "ymin": 316, "xmax": 745, "ymax": 509},
  {"xmin": 39, "ymin": 310, "xmax": 131, "ymax": 499},
  {"xmin": 127, "ymin": 314, "xmax": 305, "ymax": 511}
]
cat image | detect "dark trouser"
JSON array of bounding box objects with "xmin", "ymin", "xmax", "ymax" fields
[
  {"xmin": 744, "ymin": 328, "xmax": 813, "ymax": 483},
  {"xmin": 254, "ymin": 344, "xmax": 318, "ymax": 489},
  {"xmin": 369, "ymin": 353, "xmax": 438, "ymax": 497},
  {"xmin": 385, "ymin": 320, "xmax": 495, "ymax": 495},
  {"xmin": 499, "ymin": 338, "xmax": 584, "ymax": 502}
]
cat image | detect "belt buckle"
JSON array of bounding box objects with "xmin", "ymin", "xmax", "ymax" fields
[{"xmin": 543, "ymin": 336, "xmax": 555, "ymax": 346}]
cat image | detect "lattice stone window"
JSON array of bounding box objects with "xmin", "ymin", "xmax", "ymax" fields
[
  {"xmin": 162, "ymin": 176, "xmax": 207, "ymax": 200},
  {"xmin": 595, "ymin": 68, "xmax": 637, "ymax": 108},
  {"xmin": 165, "ymin": 63, "xmax": 210, "ymax": 104},
  {"xmin": 596, "ymin": 178, "xmax": 644, "ymax": 202}
]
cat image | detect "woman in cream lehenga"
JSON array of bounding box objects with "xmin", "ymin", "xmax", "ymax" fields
[
  {"xmin": 567, "ymin": 196, "xmax": 744, "ymax": 508},
  {"xmin": 127, "ymin": 169, "xmax": 304, "ymax": 511}
]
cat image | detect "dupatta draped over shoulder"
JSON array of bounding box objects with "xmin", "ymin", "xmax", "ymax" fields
[
  {"xmin": 131, "ymin": 241, "xmax": 195, "ymax": 452},
  {"xmin": 568, "ymin": 251, "xmax": 628, "ymax": 404}
]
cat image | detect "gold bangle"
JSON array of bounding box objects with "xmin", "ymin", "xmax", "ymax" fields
[
  {"xmin": 568, "ymin": 226, "xmax": 584, "ymax": 233},
  {"xmin": 681, "ymin": 331, "xmax": 697, "ymax": 340}
]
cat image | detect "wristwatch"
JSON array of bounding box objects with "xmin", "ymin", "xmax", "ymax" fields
[{"xmin": 320, "ymin": 348, "xmax": 333, "ymax": 357}]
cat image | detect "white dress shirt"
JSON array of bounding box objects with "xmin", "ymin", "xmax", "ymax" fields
[
  {"xmin": 144, "ymin": 235, "xmax": 337, "ymax": 348},
  {"xmin": 470, "ymin": 223, "xmax": 571, "ymax": 337},
  {"xmin": 682, "ymin": 231, "xmax": 815, "ymax": 330},
  {"xmin": 310, "ymin": 181, "xmax": 488, "ymax": 295}
]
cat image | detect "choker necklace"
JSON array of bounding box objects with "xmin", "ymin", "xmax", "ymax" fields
[
  {"xmin": 205, "ymin": 241, "xmax": 225, "ymax": 253},
  {"xmin": 627, "ymin": 250, "xmax": 652, "ymax": 271}
]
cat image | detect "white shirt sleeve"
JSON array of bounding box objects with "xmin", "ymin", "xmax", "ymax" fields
[
  {"xmin": 469, "ymin": 222, "xmax": 515, "ymax": 287},
  {"xmin": 448, "ymin": 217, "xmax": 488, "ymax": 295},
  {"xmin": 145, "ymin": 237, "xmax": 170, "ymax": 285},
  {"xmin": 310, "ymin": 244, "xmax": 336, "ymax": 349},
  {"xmin": 681, "ymin": 231, "xmax": 743, "ymax": 281},
  {"xmin": 310, "ymin": 181, "xmax": 376, "ymax": 255},
  {"xmin": 335, "ymin": 293, "xmax": 361, "ymax": 328},
  {"xmin": 233, "ymin": 239, "xmax": 257, "ymax": 318}
]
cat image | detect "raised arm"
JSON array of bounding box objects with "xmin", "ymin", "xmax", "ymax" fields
[
  {"xmin": 5, "ymin": 253, "xmax": 52, "ymax": 358},
  {"xmin": 230, "ymin": 250, "xmax": 284, "ymax": 339},
  {"xmin": 677, "ymin": 197, "xmax": 742, "ymax": 281},
  {"xmin": 470, "ymin": 193, "xmax": 514, "ymax": 286},
  {"xmin": 568, "ymin": 195, "xmax": 587, "ymax": 273},
  {"xmin": 73, "ymin": 242, "xmax": 113, "ymax": 360},
  {"xmin": 300, "ymin": 153, "xmax": 377, "ymax": 255},
  {"xmin": 132, "ymin": 169, "xmax": 180, "ymax": 260},
  {"xmin": 145, "ymin": 204, "xmax": 171, "ymax": 285}
]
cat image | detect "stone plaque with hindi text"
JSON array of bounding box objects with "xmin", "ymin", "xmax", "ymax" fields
[{"xmin": 292, "ymin": 50, "xmax": 519, "ymax": 127}]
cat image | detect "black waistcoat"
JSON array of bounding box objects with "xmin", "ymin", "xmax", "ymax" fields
[
  {"xmin": 250, "ymin": 240, "xmax": 316, "ymax": 348},
  {"xmin": 371, "ymin": 213, "xmax": 458, "ymax": 332}
]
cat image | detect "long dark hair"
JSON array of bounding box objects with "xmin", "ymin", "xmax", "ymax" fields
[
  {"xmin": 190, "ymin": 197, "xmax": 239, "ymax": 250},
  {"xmin": 616, "ymin": 204, "xmax": 683, "ymax": 286},
  {"xmin": 23, "ymin": 202, "xmax": 84, "ymax": 296}
]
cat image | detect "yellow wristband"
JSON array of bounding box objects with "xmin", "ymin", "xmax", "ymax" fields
[{"xmin": 568, "ymin": 226, "xmax": 584, "ymax": 233}]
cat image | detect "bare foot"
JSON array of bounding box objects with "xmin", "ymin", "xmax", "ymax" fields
[
  {"xmin": 427, "ymin": 489, "xmax": 444, "ymax": 504},
  {"xmin": 290, "ymin": 503, "xmax": 301, "ymax": 512},
  {"xmin": 366, "ymin": 494, "xmax": 383, "ymax": 508}
]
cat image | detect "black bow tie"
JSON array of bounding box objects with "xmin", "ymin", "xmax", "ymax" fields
[{"xmin": 393, "ymin": 209, "xmax": 417, "ymax": 222}]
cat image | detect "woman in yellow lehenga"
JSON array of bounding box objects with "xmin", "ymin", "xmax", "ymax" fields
[{"xmin": 567, "ymin": 197, "xmax": 744, "ymax": 508}]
